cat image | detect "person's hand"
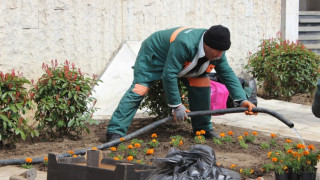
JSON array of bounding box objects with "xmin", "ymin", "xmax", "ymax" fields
[
  {"xmin": 240, "ymin": 100, "xmax": 258, "ymax": 115},
  {"xmin": 173, "ymin": 105, "xmax": 190, "ymax": 121}
]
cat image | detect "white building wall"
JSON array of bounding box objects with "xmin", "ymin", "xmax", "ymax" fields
[
  {"xmin": 0, "ymin": 0, "xmax": 282, "ymax": 80},
  {"xmin": 0, "ymin": 0, "xmax": 285, "ymax": 118}
]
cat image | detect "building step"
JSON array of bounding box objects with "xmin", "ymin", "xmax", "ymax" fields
[
  {"xmin": 300, "ymin": 11, "xmax": 320, "ymax": 16},
  {"xmin": 298, "ymin": 34, "xmax": 320, "ymax": 40},
  {"xmin": 299, "ymin": 26, "xmax": 320, "ymax": 32},
  {"xmin": 300, "ymin": 18, "xmax": 320, "ymax": 23},
  {"xmin": 304, "ymin": 43, "xmax": 320, "ymax": 49}
]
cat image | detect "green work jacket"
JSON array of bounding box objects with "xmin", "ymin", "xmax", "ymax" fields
[{"xmin": 133, "ymin": 27, "xmax": 247, "ymax": 107}]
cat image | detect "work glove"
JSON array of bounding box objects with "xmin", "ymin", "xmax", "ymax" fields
[
  {"xmin": 240, "ymin": 100, "xmax": 258, "ymax": 115},
  {"xmin": 173, "ymin": 105, "xmax": 190, "ymax": 121}
]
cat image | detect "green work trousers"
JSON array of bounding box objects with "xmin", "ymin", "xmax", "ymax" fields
[{"xmin": 107, "ymin": 78, "xmax": 212, "ymax": 136}]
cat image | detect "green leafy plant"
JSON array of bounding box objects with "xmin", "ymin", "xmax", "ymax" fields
[
  {"xmin": 238, "ymin": 136, "xmax": 248, "ymax": 149},
  {"xmin": 284, "ymin": 143, "xmax": 320, "ymax": 173},
  {"xmin": 213, "ymin": 138, "xmax": 222, "ymax": 145},
  {"xmin": 240, "ymin": 168, "xmax": 254, "ymax": 177},
  {"xmin": 148, "ymin": 139, "xmax": 160, "ymax": 148},
  {"xmin": 260, "ymin": 142, "xmax": 271, "ymax": 149},
  {"xmin": 139, "ymin": 80, "xmax": 188, "ymax": 118},
  {"xmin": 266, "ymin": 150, "xmax": 289, "ymax": 175},
  {"xmin": 169, "ymin": 135, "xmax": 184, "ymax": 147},
  {"xmin": 243, "ymin": 131, "xmax": 258, "ymax": 143},
  {"xmin": 30, "ymin": 60, "xmax": 101, "ymax": 138},
  {"xmin": 22, "ymin": 158, "xmax": 33, "ymax": 169},
  {"xmin": 194, "ymin": 135, "xmax": 206, "ymax": 144},
  {"xmin": 0, "ymin": 70, "xmax": 38, "ymax": 145},
  {"xmin": 245, "ymin": 33, "xmax": 320, "ymax": 100},
  {"xmin": 117, "ymin": 143, "xmax": 127, "ymax": 153}
]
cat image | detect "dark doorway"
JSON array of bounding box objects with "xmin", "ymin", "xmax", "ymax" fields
[{"xmin": 300, "ymin": 0, "xmax": 320, "ymax": 11}]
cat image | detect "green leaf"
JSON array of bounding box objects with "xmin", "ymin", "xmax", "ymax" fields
[
  {"xmin": 2, "ymin": 106, "xmax": 10, "ymax": 112},
  {"xmin": 59, "ymin": 104, "xmax": 66, "ymax": 110},
  {"xmin": 68, "ymin": 119, "xmax": 75, "ymax": 127},
  {"xmin": 62, "ymin": 82, "xmax": 68, "ymax": 88},
  {"xmin": 0, "ymin": 114, "xmax": 9, "ymax": 122},
  {"xmin": 3, "ymin": 121, "xmax": 7, "ymax": 129},
  {"xmin": 1, "ymin": 92, "xmax": 8, "ymax": 100},
  {"xmin": 16, "ymin": 103, "xmax": 24, "ymax": 112}
]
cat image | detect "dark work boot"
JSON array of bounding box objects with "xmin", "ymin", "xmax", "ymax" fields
[
  {"xmin": 204, "ymin": 130, "xmax": 220, "ymax": 139},
  {"xmin": 106, "ymin": 133, "xmax": 122, "ymax": 143}
]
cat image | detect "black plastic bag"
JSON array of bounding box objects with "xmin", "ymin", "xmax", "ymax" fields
[{"xmin": 147, "ymin": 145, "xmax": 241, "ymax": 180}]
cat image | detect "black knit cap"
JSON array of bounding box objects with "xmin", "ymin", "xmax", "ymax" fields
[{"xmin": 203, "ymin": 25, "xmax": 231, "ymax": 51}]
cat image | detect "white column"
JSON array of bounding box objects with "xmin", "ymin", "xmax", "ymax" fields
[{"xmin": 283, "ymin": 0, "xmax": 299, "ymax": 41}]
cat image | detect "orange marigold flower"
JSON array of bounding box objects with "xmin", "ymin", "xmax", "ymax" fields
[
  {"xmin": 72, "ymin": 155, "xmax": 78, "ymax": 157},
  {"xmin": 146, "ymin": 148, "xmax": 154, "ymax": 155},
  {"xmin": 44, "ymin": 156, "xmax": 48, "ymax": 162},
  {"xmin": 220, "ymin": 132, "xmax": 225, "ymax": 138},
  {"xmin": 238, "ymin": 136, "xmax": 243, "ymax": 140},
  {"xmin": 120, "ymin": 138, "xmax": 125, "ymax": 141},
  {"xmin": 267, "ymin": 151, "xmax": 272, "ymax": 157},
  {"xmin": 252, "ymin": 131, "xmax": 258, "ymax": 136},
  {"xmin": 307, "ymin": 160, "xmax": 311, "ymax": 164},
  {"xmin": 285, "ymin": 139, "xmax": 292, "ymax": 143},
  {"xmin": 297, "ymin": 143, "xmax": 306, "ymax": 149},
  {"xmin": 272, "ymin": 157, "xmax": 278, "ymax": 162},
  {"xmin": 68, "ymin": 150, "xmax": 74, "ymax": 155},
  {"xmin": 127, "ymin": 145, "xmax": 133, "ymax": 149},
  {"xmin": 91, "ymin": 147, "xmax": 98, "ymax": 150},
  {"xmin": 152, "ymin": 139, "xmax": 157, "ymax": 143},
  {"xmin": 239, "ymin": 168, "xmax": 243, "ymax": 173},
  {"xmin": 261, "ymin": 168, "xmax": 265, "ymax": 172},
  {"xmin": 303, "ymin": 150, "xmax": 310, "ymax": 156},
  {"xmin": 110, "ymin": 147, "xmax": 117, "ymax": 151},
  {"xmin": 179, "ymin": 140, "xmax": 183, "ymax": 146},
  {"xmin": 287, "ymin": 149, "xmax": 293, "ymax": 154},
  {"xmin": 200, "ymin": 130, "xmax": 206, "ymax": 135},
  {"xmin": 243, "ymin": 132, "xmax": 249, "ymax": 136},
  {"xmin": 196, "ymin": 131, "xmax": 201, "ymax": 136},
  {"xmin": 25, "ymin": 158, "xmax": 32, "ymax": 164},
  {"xmin": 134, "ymin": 143, "xmax": 141, "ymax": 148},
  {"xmin": 283, "ymin": 166, "xmax": 287, "ymax": 170},
  {"xmin": 250, "ymin": 169, "xmax": 254, "ymax": 174},
  {"xmin": 308, "ymin": 144, "xmax": 315, "ymax": 151},
  {"xmin": 114, "ymin": 157, "xmax": 120, "ymax": 160},
  {"xmin": 227, "ymin": 131, "xmax": 233, "ymax": 136},
  {"xmin": 270, "ymin": 133, "xmax": 276, "ymax": 138},
  {"xmin": 230, "ymin": 164, "xmax": 236, "ymax": 168},
  {"xmin": 198, "ymin": 136, "xmax": 202, "ymax": 140},
  {"xmin": 151, "ymin": 133, "xmax": 157, "ymax": 138},
  {"xmin": 127, "ymin": 156, "xmax": 133, "ymax": 161}
]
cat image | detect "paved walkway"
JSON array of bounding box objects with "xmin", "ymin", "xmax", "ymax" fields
[
  {"xmin": 1, "ymin": 97, "xmax": 319, "ymax": 179},
  {"xmin": 212, "ymin": 97, "xmax": 320, "ymax": 143}
]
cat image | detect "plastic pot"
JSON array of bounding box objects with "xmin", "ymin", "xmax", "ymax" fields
[
  {"xmin": 275, "ymin": 172, "xmax": 288, "ymax": 180},
  {"xmin": 288, "ymin": 172, "xmax": 300, "ymax": 180},
  {"xmin": 300, "ymin": 172, "xmax": 315, "ymax": 180}
]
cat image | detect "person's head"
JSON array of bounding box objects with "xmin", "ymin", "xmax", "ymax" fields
[{"xmin": 203, "ymin": 25, "xmax": 231, "ymax": 60}]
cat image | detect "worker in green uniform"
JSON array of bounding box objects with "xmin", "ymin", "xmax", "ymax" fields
[{"xmin": 106, "ymin": 25, "xmax": 258, "ymax": 142}]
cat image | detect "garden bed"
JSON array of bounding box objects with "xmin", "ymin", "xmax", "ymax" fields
[{"xmin": 1, "ymin": 115, "xmax": 320, "ymax": 179}]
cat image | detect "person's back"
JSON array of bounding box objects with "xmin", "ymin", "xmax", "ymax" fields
[{"xmin": 312, "ymin": 79, "xmax": 320, "ymax": 118}]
